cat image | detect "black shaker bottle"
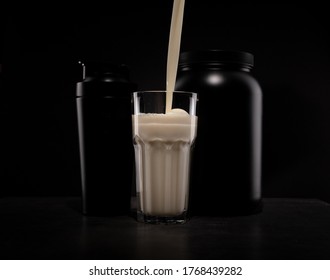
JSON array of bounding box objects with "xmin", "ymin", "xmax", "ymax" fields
[
  {"xmin": 76, "ymin": 61, "xmax": 137, "ymax": 216},
  {"xmin": 175, "ymin": 49, "xmax": 263, "ymax": 216}
]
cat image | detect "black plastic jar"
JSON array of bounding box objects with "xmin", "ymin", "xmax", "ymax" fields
[
  {"xmin": 175, "ymin": 49, "xmax": 263, "ymax": 216},
  {"xmin": 76, "ymin": 61, "xmax": 137, "ymax": 216}
]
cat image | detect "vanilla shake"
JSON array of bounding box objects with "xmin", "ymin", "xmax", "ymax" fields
[{"xmin": 133, "ymin": 109, "xmax": 197, "ymax": 217}]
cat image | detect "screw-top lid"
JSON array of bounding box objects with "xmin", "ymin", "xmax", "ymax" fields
[
  {"xmin": 78, "ymin": 60, "xmax": 130, "ymax": 80},
  {"xmin": 179, "ymin": 49, "xmax": 254, "ymax": 68},
  {"xmin": 76, "ymin": 60, "xmax": 137, "ymax": 97}
]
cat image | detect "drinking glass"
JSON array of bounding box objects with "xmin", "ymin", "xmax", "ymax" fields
[{"xmin": 132, "ymin": 91, "xmax": 198, "ymax": 224}]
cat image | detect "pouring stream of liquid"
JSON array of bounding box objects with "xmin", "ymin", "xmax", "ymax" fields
[{"xmin": 166, "ymin": 0, "xmax": 185, "ymax": 113}]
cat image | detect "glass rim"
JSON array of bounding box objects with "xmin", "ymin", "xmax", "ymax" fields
[{"xmin": 132, "ymin": 90, "xmax": 198, "ymax": 97}]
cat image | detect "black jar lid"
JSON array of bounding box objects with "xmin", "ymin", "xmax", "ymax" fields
[{"xmin": 179, "ymin": 49, "xmax": 254, "ymax": 68}]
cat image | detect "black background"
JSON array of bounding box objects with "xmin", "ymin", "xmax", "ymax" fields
[{"xmin": 1, "ymin": 0, "xmax": 330, "ymax": 202}]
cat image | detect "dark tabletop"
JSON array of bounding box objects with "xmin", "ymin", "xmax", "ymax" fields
[{"xmin": 0, "ymin": 197, "xmax": 329, "ymax": 260}]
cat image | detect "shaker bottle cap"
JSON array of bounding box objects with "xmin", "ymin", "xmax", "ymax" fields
[
  {"xmin": 76, "ymin": 60, "xmax": 137, "ymax": 98},
  {"xmin": 179, "ymin": 49, "xmax": 254, "ymax": 68},
  {"xmin": 79, "ymin": 60, "xmax": 130, "ymax": 79}
]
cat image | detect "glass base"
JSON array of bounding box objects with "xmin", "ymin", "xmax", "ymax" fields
[{"xmin": 137, "ymin": 210, "xmax": 188, "ymax": 224}]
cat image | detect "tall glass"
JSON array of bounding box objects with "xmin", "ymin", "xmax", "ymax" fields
[{"xmin": 132, "ymin": 91, "xmax": 198, "ymax": 224}]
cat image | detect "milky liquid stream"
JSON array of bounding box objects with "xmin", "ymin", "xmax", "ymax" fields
[{"xmin": 166, "ymin": 0, "xmax": 185, "ymax": 113}]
